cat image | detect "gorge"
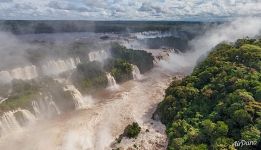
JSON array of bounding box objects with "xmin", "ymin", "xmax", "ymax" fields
[{"xmin": 0, "ymin": 19, "xmax": 260, "ymax": 150}]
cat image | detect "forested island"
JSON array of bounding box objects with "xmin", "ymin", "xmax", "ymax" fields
[
  {"xmin": 154, "ymin": 38, "xmax": 261, "ymax": 149},
  {"xmin": 72, "ymin": 43, "xmax": 154, "ymax": 92}
]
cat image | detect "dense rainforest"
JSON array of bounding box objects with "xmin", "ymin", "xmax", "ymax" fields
[{"xmin": 154, "ymin": 38, "xmax": 261, "ymax": 150}]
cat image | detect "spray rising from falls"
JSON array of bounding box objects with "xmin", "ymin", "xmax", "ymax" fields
[
  {"xmin": 106, "ymin": 73, "xmax": 119, "ymax": 90},
  {"xmin": 158, "ymin": 17, "xmax": 261, "ymax": 74},
  {"xmin": 131, "ymin": 64, "xmax": 142, "ymax": 80}
]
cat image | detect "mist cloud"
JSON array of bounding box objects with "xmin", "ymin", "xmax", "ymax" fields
[
  {"xmin": 0, "ymin": 32, "xmax": 33, "ymax": 69},
  {"xmin": 158, "ymin": 17, "xmax": 261, "ymax": 74}
]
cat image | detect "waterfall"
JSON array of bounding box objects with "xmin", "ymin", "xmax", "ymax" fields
[
  {"xmin": 106, "ymin": 73, "xmax": 119, "ymax": 90},
  {"xmin": 131, "ymin": 64, "xmax": 142, "ymax": 80},
  {"xmin": 0, "ymin": 109, "xmax": 37, "ymax": 137},
  {"xmin": 19, "ymin": 109, "xmax": 37, "ymax": 123},
  {"xmin": 133, "ymin": 31, "xmax": 172, "ymax": 39},
  {"xmin": 0, "ymin": 110, "xmax": 22, "ymax": 136},
  {"xmin": 31, "ymin": 96, "xmax": 61, "ymax": 118},
  {"xmin": 64, "ymin": 85, "xmax": 86, "ymax": 109},
  {"xmin": 41, "ymin": 57, "xmax": 81, "ymax": 76},
  {"xmin": 10, "ymin": 65, "xmax": 38, "ymax": 80},
  {"xmin": 0, "ymin": 57, "xmax": 81, "ymax": 84},
  {"xmin": 49, "ymin": 99, "xmax": 61, "ymax": 115},
  {"xmin": 32, "ymin": 100, "xmax": 41, "ymax": 116},
  {"xmin": 0, "ymin": 65, "xmax": 38, "ymax": 84},
  {"xmin": 0, "ymin": 97, "xmax": 8, "ymax": 104},
  {"xmin": 88, "ymin": 50, "xmax": 109, "ymax": 62}
]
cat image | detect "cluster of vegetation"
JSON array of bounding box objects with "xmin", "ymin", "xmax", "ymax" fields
[
  {"xmin": 154, "ymin": 38, "xmax": 261, "ymax": 150},
  {"xmin": 73, "ymin": 62, "xmax": 108, "ymax": 92},
  {"xmin": 0, "ymin": 80, "xmax": 39, "ymax": 114},
  {"xmin": 73, "ymin": 44, "xmax": 154, "ymax": 91},
  {"xmin": 124, "ymin": 122, "xmax": 142, "ymax": 138},
  {"xmin": 110, "ymin": 43, "xmax": 154, "ymax": 73},
  {"xmin": 116, "ymin": 122, "xmax": 141, "ymax": 144},
  {"xmin": 73, "ymin": 59, "xmax": 134, "ymax": 92},
  {"xmin": 105, "ymin": 59, "xmax": 133, "ymax": 83}
]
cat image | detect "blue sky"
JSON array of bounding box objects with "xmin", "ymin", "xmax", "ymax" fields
[{"xmin": 0, "ymin": 0, "xmax": 260, "ymax": 20}]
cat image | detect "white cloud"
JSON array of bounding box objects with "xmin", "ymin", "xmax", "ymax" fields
[
  {"xmin": 0, "ymin": 0, "xmax": 260, "ymax": 20},
  {"xmin": 0, "ymin": 0, "xmax": 13, "ymax": 3}
]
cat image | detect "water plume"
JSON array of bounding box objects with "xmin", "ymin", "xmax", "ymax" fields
[
  {"xmin": 131, "ymin": 64, "xmax": 143, "ymax": 80},
  {"xmin": 106, "ymin": 73, "xmax": 119, "ymax": 90},
  {"xmin": 158, "ymin": 17, "xmax": 261, "ymax": 73},
  {"xmin": 64, "ymin": 84, "xmax": 93, "ymax": 109},
  {"xmin": 19, "ymin": 109, "xmax": 37, "ymax": 124}
]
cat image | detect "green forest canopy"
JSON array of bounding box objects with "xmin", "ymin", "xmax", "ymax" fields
[{"xmin": 154, "ymin": 38, "xmax": 261, "ymax": 150}]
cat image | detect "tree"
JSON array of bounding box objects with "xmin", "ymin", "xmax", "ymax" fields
[
  {"xmin": 232, "ymin": 109, "xmax": 252, "ymax": 126},
  {"xmin": 241, "ymin": 126, "xmax": 260, "ymax": 141},
  {"xmin": 202, "ymin": 119, "xmax": 216, "ymax": 138},
  {"xmin": 214, "ymin": 121, "xmax": 228, "ymax": 137},
  {"xmin": 212, "ymin": 137, "xmax": 235, "ymax": 150},
  {"xmin": 124, "ymin": 122, "xmax": 141, "ymax": 138},
  {"xmin": 154, "ymin": 38, "xmax": 261, "ymax": 150}
]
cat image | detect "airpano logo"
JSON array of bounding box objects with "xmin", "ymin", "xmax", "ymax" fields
[{"xmin": 233, "ymin": 140, "xmax": 257, "ymax": 147}]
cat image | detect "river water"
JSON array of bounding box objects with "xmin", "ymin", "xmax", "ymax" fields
[{"xmin": 0, "ymin": 66, "xmax": 175, "ymax": 150}]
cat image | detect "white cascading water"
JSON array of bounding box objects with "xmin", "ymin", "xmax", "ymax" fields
[
  {"xmin": 0, "ymin": 57, "xmax": 81, "ymax": 84},
  {"xmin": 0, "ymin": 110, "xmax": 22, "ymax": 136},
  {"xmin": 106, "ymin": 73, "xmax": 119, "ymax": 90},
  {"xmin": 41, "ymin": 57, "xmax": 81, "ymax": 76},
  {"xmin": 32, "ymin": 100, "xmax": 41, "ymax": 117},
  {"xmin": 0, "ymin": 65, "xmax": 38, "ymax": 84},
  {"xmin": 131, "ymin": 64, "xmax": 142, "ymax": 80},
  {"xmin": 64, "ymin": 85, "xmax": 86, "ymax": 109},
  {"xmin": 19, "ymin": 109, "xmax": 37, "ymax": 123},
  {"xmin": 31, "ymin": 96, "xmax": 61, "ymax": 118},
  {"xmin": 49, "ymin": 99, "xmax": 61, "ymax": 115},
  {"xmin": 132, "ymin": 31, "xmax": 172, "ymax": 39},
  {"xmin": 88, "ymin": 50, "xmax": 109, "ymax": 62},
  {"xmin": 11, "ymin": 65, "xmax": 38, "ymax": 80},
  {"xmin": 0, "ymin": 109, "xmax": 36, "ymax": 137},
  {"xmin": 0, "ymin": 97, "xmax": 8, "ymax": 104}
]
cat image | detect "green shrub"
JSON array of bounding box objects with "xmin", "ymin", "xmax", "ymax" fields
[{"xmin": 124, "ymin": 122, "xmax": 141, "ymax": 138}]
